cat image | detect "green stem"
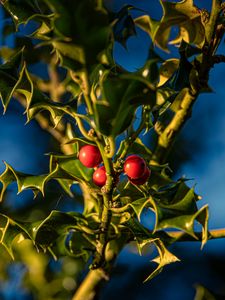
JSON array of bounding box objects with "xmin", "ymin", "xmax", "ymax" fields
[
  {"xmin": 93, "ymin": 140, "xmax": 114, "ymax": 267},
  {"xmin": 74, "ymin": 116, "xmax": 95, "ymax": 141},
  {"xmin": 83, "ymin": 71, "xmax": 94, "ymax": 115},
  {"xmin": 115, "ymin": 106, "xmax": 150, "ymax": 165},
  {"xmin": 83, "ymin": 93, "xmax": 94, "ymax": 116},
  {"xmin": 151, "ymin": 88, "xmax": 197, "ymax": 164},
  {"xmin": 151, "ymin": 1, "xmax": 223, "ymax": 165},
  {"xmin": 212, "ymin": 24, "xmax": 225, "ymax": 55},
  {"xmin": 72, "ymin": 269, "xmax": 109, "ymax": 300},
  {"xmin": 105, "ymin": 137, "xmax": 116, "ymax": 158},
  {"xmin": 206, "ymin": 0, "xmax": 222, "ymax": 44},
  {"xmin": 70, "ymin": 70, "xmax": 93, "ymax": 115}
]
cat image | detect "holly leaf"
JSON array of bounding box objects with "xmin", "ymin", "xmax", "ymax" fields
[
  {"xmin": 49, "ymin": 153, "xmax": 94, "ymax": 183},
  {"xmin": 45, "ymin": 0, "xmax": 110, "ymax": 70},
  {"xmin": 0, "ymin": 214, "xmax": 32, "ymax": 259},
  {"xmin": 134, "ymin": 15, "xmax": 160, "ymax": 43},
  {"xmin": 0, "ymin": 210, "xmax": 93, "ymax": 260},
  {"xmin": 27, "ymin": 91, "xmax": 78, "ymax": 127},
  {"xmin": 128, "ymin": 197, "xmax": 150, "ymax": 221},
  {"xmin": 65, "ymin": 231, "xmax": 95, "ymax": 261},
  {"xmin": 2, "ymin": 0, "xmax": 52, "ymax": 29},
  {"xmin": 0, "ymin": 49, "xmax": 24, "ymax": 112},
  {"xmin": 143, "ymin": 239, "xmax": 180, "ymax": 282},
  {"xmin": 93, "ymin": 73, "xmax": 155, "ymax": 136},
  {"xmin": 33, "ymin": 210, "xmax": 86, "ymax": 246},
  {"xmin": 0, "ymin": 153, "xmax": 93, "ymax": 201},
  {"xmin": 158, "ymin": 59, "xmax": 180, "ymax": 87},
  {"xmin": 151, "ymin": 185, "xmax": 209, "ymax": 247},
  {"xmin": 112, "ymin": 5, "xmax": 137, "ymax": 48},
  {"xmin": 0, "ymin": 162, "xmax": 74, "ymax": 200},
  {"xmin": 135, "ymin": 0, "xmax": 205, "ymax": 51}
]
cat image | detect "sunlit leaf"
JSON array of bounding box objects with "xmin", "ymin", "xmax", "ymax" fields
[
  {"xmin": 0, "ymin": 49, "xmax": 23, "ymax": 112},
  {"xmin": 144, "ymin": 239, "xmax": 180, "ymax": 282},
  {"xmin": 0, "ymin": 152, "xmax": 94, "ymax": 200},
  {"xmin": 0, "ymin": 214, "xmax": 32, "ymax": 259},
  {"xmin": 135, "ymin": 0, "xmax": 205, "ymax": 51}
]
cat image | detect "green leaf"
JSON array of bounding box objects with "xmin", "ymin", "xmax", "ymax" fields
[
  {"xmin": 93, "ymin": 73, "xmax": 155, "ymax": 136},
  {"xmin": 165, "ymin": 51, "xmax": 193, "ymax": 92},
  {"xmin": 147, "ymin": 165, "xmax": 173, "ymax": 191},
  {"xmin": 49, "ymin": 153, "xmax": 94, "ymax": 183},
  {"xmin": 45, "ymin": 0, "xmax": 110, "ymax": 70},
  {"xmin": 112, "ymin": 5, "xmax": 137, "ymax": 48},
  {"xmin": 52, "ymin": 41, "xmax": 85, "ymax": 71},
  {"xmin": 128, "ymin": 197, "xmax": 150, "ymax": 221},
  {"xmin": 116, "ymin": 137, "xmax": 152, "ymax": 161},
  {"xmin": 33, "ymin": 210, "xmax": 86, "ymax": 246},
  {"xmin": 0, "ymin": 49, "xmax": 39, "ymax": 114},
  {"xmin": 27, "ymin": 91, "xmax": 78, "ymax": 127},
  {"xmin": 126, "ymin": 222, "xmax": 179, "ymax": 282},
  {"xmin": 0, "ymin": 153, "xmax": 93, "ymax": 201},
  {"xmin": 0, "ymin": 214, "xmax": 33, "ymax": 259},
  {"xmin": 176, "ymin": 39, "xmax": 202, "ymax": 58},
  {"xmin": 135, "ymin": 0, "xmax": 205, "ymax": 51},
  {"xmin": 0, "ymin": 210, "xmax": 94, "ymax": 260},
  {"xmin": 195, "ymin": 205, "xmax": 209, "ymax": 248},
  {"xmin": 65, "ymin": 231, "xmax": 94, "ymax": 261},
  {"xmin": 65, "ymin": 138, "xmax": 95, "ymax": 148},
  {"xmin": 152, "ymin": 185, "xmax": 209, "ymax": 245},
  {"xmin": 2, "ymin": 0, "xmax": 52, "ymax": 29},
  {"xmin": 129, "ymin": 138, "xmax": 153, "ymax": 159},
  {"xmin": 158, "ymin": 59, "xmax": 180, "ymax": 87},
  {"xmin": 135, "ymin": 15, "xmax": 160, "ymax": 43},
  {"xmin": 117, "ymin": 179, "xmax": 145, "ymax": 202},
  {"xmin": 157, "ymin": 0, "xmax": 205, "ymax": 50},
  {"xmin": 143, "ymin": 239, "xmax": 180, "ymax": 282},
  {"xmin": 0, "ymin": 49, "xmax": 23, "ymax": 112},
  {"xmin": 120, "ymin": 177, "xmax": 208, "ymax": 247},
  {"xmin": 0, "ymin": 162, "xmax": 74, "ymax": 200}
]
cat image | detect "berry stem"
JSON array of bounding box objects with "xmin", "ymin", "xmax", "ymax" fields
[
  {"xmin": 105, "ymin": 136, "xmax": 116, "ymax": 158},
  {"xmin": 73, "ymin": 115, "xmax": 95, "ymax": 141},
  {"xmin": 115, "ymin": 106, "xmax": 151, "ymax": 165},
  {"xmin": 93, "ymin": 139, "xmax": 114, "ymax": 267}
]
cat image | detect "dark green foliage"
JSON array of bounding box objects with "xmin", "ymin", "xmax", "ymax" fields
[{"xmin": 0, "ymin": 0, "xmax": 216, "ymax": 286}]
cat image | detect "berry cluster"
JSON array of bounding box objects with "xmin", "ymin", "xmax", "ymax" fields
[
  {"xmin": 123, "ymin": 155, "xmax": 151, "ymax": 185},
  {"xmin": 78, "ymin": 145, "xmax": 150, "ymax": 187}
]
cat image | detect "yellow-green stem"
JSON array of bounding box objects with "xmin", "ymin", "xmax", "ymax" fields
[
  {"xmin": 74, "ymin": 116, "xmax": 95, "ymax": 141},
  {"xmin": 151, "ymin": 88, "xmax": 197, "ymax": 164},
  {"xmin": 115, "ymin": 106, "xmax": 150, "ymax": 165},
  {"xmin": 93, "ymin": 140, "xmax": 114, "ymax": 267},
  {"xmin": 206, "ymin": 0, "xmax": 222, "ymax": 44}
]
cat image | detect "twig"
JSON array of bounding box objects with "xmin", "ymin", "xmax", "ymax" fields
[
  {"xmin": 205, "ymin": 0, "xmax": 222, "ymax": 44},
  {"xmin": 166, "ymin": 228, "xmax": 225, "ymax": 241}
]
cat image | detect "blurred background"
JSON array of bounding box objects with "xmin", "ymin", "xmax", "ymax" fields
[{"xmin": 0, "ymin": 0, "xmax": 225, "ymax": 299}]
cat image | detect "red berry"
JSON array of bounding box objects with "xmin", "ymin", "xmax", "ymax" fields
[
  {"xmin": 93, "ymin": 166, "xmax": 107, "ymax": 187},
  {"xmin": 78, "ymin": 145, "xmax": 102, "ymax": 168},
  {"xmin": 124, "ymin": 155, "xmax": 146, "ymax": 179},
  {"xmin": 128, "ymin": 167, "xmax": 151, "ymax": 185}
]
